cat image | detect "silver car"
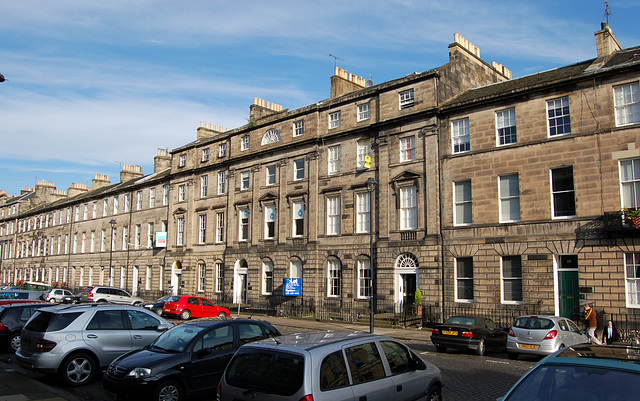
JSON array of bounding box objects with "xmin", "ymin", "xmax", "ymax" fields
[
  {"xmin": 44, "ymin": 288, "xmax": 73, "ymax": 303},
  {"xmin": 83, "ymin": 286, "xmax": 144, "ymax": 305},
  {"xmin": 15, "ymin": 303, "xmax": 173, "ymax": 386},
  {"xmin": 218, "ymin": 331, "xmax": 443, "ymax": 401},
  {"xmin": 506, "ymin": 315, "xmax": 588, "ymax": 359}
]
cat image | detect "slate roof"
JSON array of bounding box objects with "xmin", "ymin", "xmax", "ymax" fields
[{"xmin": 441, "ymin": 45, "xmax": 640, "ymax": 111}]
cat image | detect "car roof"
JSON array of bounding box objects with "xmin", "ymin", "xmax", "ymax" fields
[
  {"xmin": 0, "ymin": 302, "xmax": 50, "ymax": 309},
  {"xmin": 42, "ymin": 303, "xmax": 146, "ymax": 313},
  {"xmin": 540, "ymin": 344, "xmax": 640, "ymax": 371},
  {"xmin": 242, "ymin": 330, "xmax": 381, "ymax": 352},
  {"xmin": 516, "ymin": 315, "xmax": 566, "ymax": 321}
]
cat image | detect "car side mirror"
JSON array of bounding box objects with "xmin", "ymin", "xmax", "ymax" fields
[{"xmin": 156, "ymin": 324, "xmax": 170, "ymax": 332}]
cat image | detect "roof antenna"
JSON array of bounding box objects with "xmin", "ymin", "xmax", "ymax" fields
[
  {"xmin": 604, "ymin": 0, "xmax": 612, "ymax": 24},
  {"xmin": 329, "ymin": 53, "xmax": 343, "ymax": 68}
]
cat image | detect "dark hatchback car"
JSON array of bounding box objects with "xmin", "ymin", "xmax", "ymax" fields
[
  {"xmin": 142, "ymin": 296, "xmax": 180, "ymax": 316},
  {"xmin": 430, "ymin": 315, "xmax": 507, "ymax": 356},
  {"xmin": 0, "ymin": 303, "xmax": 53, "ymax": 351},
  {"xmin": 103, "ymin": 319, "xmax": 281, "ymax": 401}
]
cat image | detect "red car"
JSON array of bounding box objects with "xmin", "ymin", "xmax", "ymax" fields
[{"xmin": 163, "ymin": 296, "xmax": 230, "ymax": 320}]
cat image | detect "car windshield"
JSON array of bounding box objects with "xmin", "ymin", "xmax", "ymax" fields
[
  {"xmin": 151, "ymin": 324, "xmax": 205, "ymax": 352},
  {"xmin": 514, "ymin": 317, "xmax": 554, "ymax": 330},
  {"xmin": 445, "ymin": 316, "xmax": 475, "ymax": 326},
  {"xmin": 226, "ymin": 349, "xmax": 305, "ymax": 396},
  {"xmin": 504, "ymin": 363, "xmax": 640, "ymax": 400}
]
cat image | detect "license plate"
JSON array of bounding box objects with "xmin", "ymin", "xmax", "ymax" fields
[
  {"xmin": 520, "ymin": 344, "xmax": 538, "ymax": 350},
  {"xmin": 164, "ymin": 309, "xmax": 170, "ymax": 312},
  {"xmin": 442, "ymin": 330, "xmax": 458, "ymax": 336}
]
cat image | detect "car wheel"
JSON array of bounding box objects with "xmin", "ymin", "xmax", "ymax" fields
[
  {"xmin": 435, "ymin": 345, "xmax": 447, "ymax": 353},
  {"xmin": 97, "ymin": 299, "xmax": 107, "ymax": 303},
  {"xmin": 180, "ymin": 310, "xmax": 191, "ymax": 320},
  {"xmin": 507, "ymin": 351, "xmax": 519, "ymax": 360},
  {"xmin": 8, "ymin": 333, "xmax": 21, "ymax": 352},
  {"xmin": 49, "ymin": 298, "xmax": 57, "ymax": 303},
  {"xmin": 217, "ymin": 311, "xmax": 226, "ymax": 318},
  {"xmin": 154, "ymin": 380, "xmax": 182, "ymax": 401},
  {"xmin": 60, "ymin": 352, "xmax": 96, "ymax": 386},
  {"xmin": 476, "ymin": 339, "xmax": 486, "ymax": 356},
  {"xmin": 155, "ymin": 307, "xmax": 164, "ymax": 316},
  {"xmin": 427, "ymin": 384, "xmax": 442, "ymax": 401}
]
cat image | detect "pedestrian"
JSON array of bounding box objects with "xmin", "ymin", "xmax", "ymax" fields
[
  {"xmin": 602, "ymin": 319, "xmax": 620, "ymax": 345},
  {"xmin": 584, "ymin": 303, "xmax": 602, "ymax": 345}
]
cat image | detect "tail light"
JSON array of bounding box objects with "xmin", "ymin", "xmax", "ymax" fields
[
  {"xmin": 0, "ymin": 323, "xmax": 6, "ymax": 331},
  {"xmin": 431, "ymin": 328, "xmax": 440, "ymax": 335},
  {"xmin": 508, "ymin": 328, "xmax": 515, "ymax": 337},
  {"xmin": 544, "ymin": 330, "xmax": 558, "ymax": 340},
  {"xmin": 299, "ymin": 396, "xmax": 314, "ymax": 401},
  {"xmin": 216, "ymin": 382, "xmax": 221, "ymax": 401},
  {"xmin": 35, "ymin": 339, "xmax": 57, "ymax": 352},
  {"xmin": 461, "ymin": 331, "xmax": 473, "ymax": 338}
]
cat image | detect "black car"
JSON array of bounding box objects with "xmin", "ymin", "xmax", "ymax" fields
[
  {"xmin": 0, "ymin": 302, "xmax": 53, "ymax": 351},
  {"xmin": 62, "ymin": 286, "xmax": 93, "ymax": 304},
  {"xmin": 103, "ymin": 319, "xmax": 281, "ymax": 401},
  {"xmin": 142, "ymin": 295, "xmax": 180, "ymax": 316},
  {"xmin": 431, "ymin": 315, "xmax": 507, "ymax": 356}
]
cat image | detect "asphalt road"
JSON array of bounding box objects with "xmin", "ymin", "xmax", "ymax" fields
[{"xmin": 0, "ymin": 320, "xmax": 539, "ymax": 401}]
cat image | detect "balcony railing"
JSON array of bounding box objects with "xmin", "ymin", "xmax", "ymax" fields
[
  {"xmin": 603, "ymin": 211, "xmax": 640, "ymax": 234},
  {"xmin": 401, "ymin": 231, "xmax": 417, "ymax": 241}
]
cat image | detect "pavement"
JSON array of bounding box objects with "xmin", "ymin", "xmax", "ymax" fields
[{"xmin": 0, "ymin": 313, "xmax": 430, "ymax": 400}]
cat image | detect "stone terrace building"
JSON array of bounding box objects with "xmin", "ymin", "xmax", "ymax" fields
[
  {"xmin": 1, "ymin": 25, "xmax": 639, "ymax": 330},
  {"xmin": 439, "ymin": 23, "xmax": 640, "ymax": 324}
]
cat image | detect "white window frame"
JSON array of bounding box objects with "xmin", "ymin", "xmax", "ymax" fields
[
  {"xmin": 326, "ymin": 195, "xmax": 341, "ymax": 236},
  {"xmin": 176, "ymin": 217, "xmax": 184, "ymax": 246},
  {"xmin": 241, "ymin": 135, "xmax": 250, "ymax": 151},
  {"xmin": 499, "ymin": 174, "xmax": 520, "ymax": 223},
  {"xmin": 614, "ymin": 82, "xmax": 640, "ymax": 127},
  {"xmin": 357, "ymin": 139, "xmax": 371, "ymax": 169},
  {"xmin": 136, "ymin": 191, "xmax": 142, "ymax": 210},
  {"xmin": 292, "ymin": 200, "xmax": 305, "ymax": 237},
  {"xmin": 178, "ymin": 185, "xmax": 186, "ymax": 202},
  {"xmin": 200, "ymin": 175, "xmax": 208, "ymax": 198},
  {"xmin": 399, "ymin": 136, "xmax": 415, "ymax": 162},
  {"xmin": 178, "ymin": 154, "xmax": 186, "ymax": 167},
  {"xmin": 357, "ymin": 259, "xmax": 371, "ymax": 299},
  {"xmin": 455, "ymin": 257, "xmax": 474, "ymax": 302},
  {"xmin": 399, "ymin": 186, "xmax": 417, "ymax": 230},
  {"xmin": 454, "ymin": 180, "xmax": 472, "ymax": 226},
  {"xmin": 329, "ymin": 111, "xmax": 341, "ymax": 129},
  {"xmin": 241, "ymin": 171, "xmax": 250, "ymax": 191},
  {"xmin": 399, "ymin": 89, "xmax": 414, "ymax": 109},
  {"xmin": 149, "ymin": 188, "xmax": 156, "ymax": 208},
  {"xmin": 215, "ymin": 262, "xmax": 224, "ymax": 293},
  {"xmin": 328, "ymin": 145, "xmax": 341, "ymax": 174},
  {"xmin": 266, "ymin": 165, "xmax": 277, "ymax": 186},
  {"xmin": 197, "ymin": 262, "xmax": 206, "ymax": 292},
  {"xmin": 290, "ymin": 259, "xmax": 302, "ymax": 279},
  {"xmin": 358, "ymin": 103, "xmax": 371, "ymax": 121},
  {"xmin": 327, "ymin": 259, "xmax": 341, "ymax": 297},
  {"xmin": 124, "ymin": 193, "xmax": 131, "ymax": 213},
  {"xmin": 264, "ymin": 205, "xmax": 276, "ymax": 239},
  {"xmin": 134, "ymin": 224, "xmax": 141, "ymax": 249},
  {"xmin": 202, "ymin": 148, "xmax": 210, "ymax": 162},
  {"xmin": 625, "ymin": 253, "xmax": 640, "ymax": 308},
  {"xmin": 496, "ymin": 108, "xmax": 517, "ymax": 146},
  {"xmin": 147, "ymin": 222, "xmax": 154, "ymax": 249},
  {"xmin": 547, "ymin": 96, "xmax": 571, "ymax": 137},
  {"xmin": 218, "ymin": 143, "xmax": 227, "ymax": 157},
  {"xmin": 218, "ymin": 171, "xmax": 226, "ymax": 194},
  {"xmin": 216, "ymin": 212, "xmax": 225, "ymax": 243},
  {"xmin": 620, "ymin": 158, "xmax": 640, "ymax": 209},
  {"xmin": 198, "ymin": 214, "xmax": 206, "ymax": 244},
  {"xmin": 551, "ymin": 166, "xmax": 576, "ymax": 219},
  {"xmin": 356, "ymin": 192, "xmax": 371, "ymax": 233},
  {"xmin": 92, "ymin": 202, "xmax": 97, "ymax": 219},
  {"xmin": 163, "ymin": 185, "xmax": 170, "ymax": 205},
  {"xmin": 501, "ymin": 256, "xmax": 523, "ymax": 304},
  {"xmin": 294, "ymin": 159, "xmax": 305, "ymax": 181},
  {"xmin": 262, "ymin": 260, "xmax": 273, "ymax": 295},
  {"xmin": 239, "ymin": 208, "xmax": 249, "ymax": 242},
  {"xmin": 293, "ymin": 120, "xmax": 304, "ymax": 137},
  {"xmin": 452, "ymin": 118, "xmax": 470, "ymax": 153}
]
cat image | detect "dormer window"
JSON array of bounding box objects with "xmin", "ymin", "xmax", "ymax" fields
[
  {"xmin": 261, "ymin": 129, "xmax": 280, "ymax": 145},
  {"xmin": 399, "ymin": 89, "xmax": 414, "ymax": 109}
]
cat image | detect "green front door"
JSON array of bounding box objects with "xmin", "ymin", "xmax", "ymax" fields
[{"xmin": 558, "ymin": 255, "xmax": 579, "ymax": 319}]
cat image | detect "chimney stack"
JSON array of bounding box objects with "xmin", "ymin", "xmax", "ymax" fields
[{"xmin": 595, "ymin": 22, "xmax": 621, "ymax": 58}]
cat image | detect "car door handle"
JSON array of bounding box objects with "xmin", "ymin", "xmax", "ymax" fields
[
  {"xmin": 396, "ymin": 385, "xmax": 403, "ymax": 392},
  {"xmin": 87, "ymin": 334, "xmax": 98, "ymax": 339},
  {"xmin": 133, "ymin": 335, "xmax": 143, "ymax": 339},
  {"xmin": 359, "ymin": 397, "xmax": 367, "ymax": 401}
]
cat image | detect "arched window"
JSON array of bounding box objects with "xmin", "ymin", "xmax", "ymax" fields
[
  {"xmin": 327, "ymin": 259, "xmax": 342, "ymax": 297},
  {"xmin": 262, "ymin": 259, "xmax": 274, "ymax": 295},
  {"xmin": 396, "ymin": 253, "xmax": 419, "ymax": 269},
  {"xmin": 261, "ymin": 129, "xmax": 280, "ymax": 145}
]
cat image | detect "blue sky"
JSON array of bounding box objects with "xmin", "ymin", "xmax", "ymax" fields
[{"xmin": 1, "ymin": 0, "xmax": 638, "ymax": 197}]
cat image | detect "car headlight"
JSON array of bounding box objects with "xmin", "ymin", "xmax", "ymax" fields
[{"xmin": 127, "ymin": 368, "xmax": 152, "ymax": 378}]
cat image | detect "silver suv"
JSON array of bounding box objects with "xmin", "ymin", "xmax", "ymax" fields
[
  {"xmin": 218, "ymin": 331, "xmax": 443, "ymax": 401},
  {"xmin": 15, "ymin": 303, "xmax": 173, "ymax": 386},
  {"xmin": 81, "ymin": 286, "xmax": 144, "ymax": 305}
]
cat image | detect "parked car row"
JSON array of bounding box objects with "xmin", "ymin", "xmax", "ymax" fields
[{"xmin": 430, "ymin": 314, "xmax": 589, "ymax": 358}]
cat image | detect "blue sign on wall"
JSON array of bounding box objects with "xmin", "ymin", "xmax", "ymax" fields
[{"xmin": 284, "ymin": 278, "xmax": 301, "ymax": 296}]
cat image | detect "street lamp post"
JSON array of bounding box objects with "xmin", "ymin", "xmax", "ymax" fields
[
  {"xmin": 366, "ymin": 177, "xmax": 378, "ymax": 334},
  {"xmin": 108, "ymin": 219, "xmax": 117, "ymax": 285}
]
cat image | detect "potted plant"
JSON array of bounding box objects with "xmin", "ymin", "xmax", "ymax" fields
[
  {"xmin": 414, "ymin": 288, "xmax": 423, "ymax": 316},
  {"xmin": 623, "ymin": 208, "xmax": 640, "ymax": 228}
]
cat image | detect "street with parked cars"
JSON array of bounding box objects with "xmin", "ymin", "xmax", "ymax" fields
[{"xmin": 0, "ymin": 293, "xmax": 637, "ymax": 401}]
